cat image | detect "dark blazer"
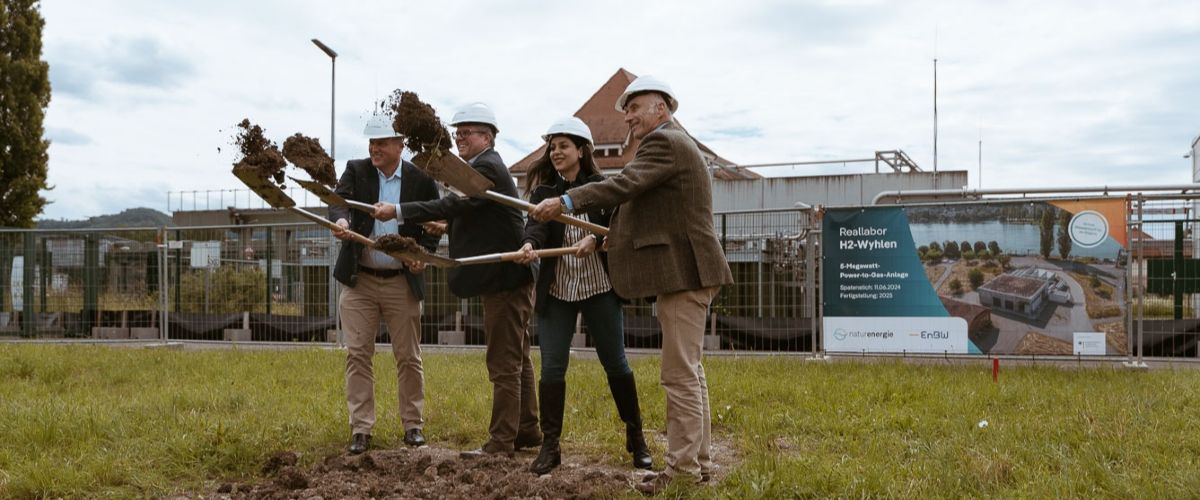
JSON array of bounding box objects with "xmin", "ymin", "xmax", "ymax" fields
[
  {"xmin": 399, "ymin": 149, "xmax": 533, "ymax": 298},
  {"xmin": 523, "ymin": 173, "xmax": 613, "ymax": 313},
  {"xmin": 566, "ymin": 122, "xmax": 734, "ymax": 299},
  {"xmin": 330, "ymin": 158, "xmax": 441, "ymax": 300}
]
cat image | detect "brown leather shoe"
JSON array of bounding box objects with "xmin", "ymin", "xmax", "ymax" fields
[
  {"xmin": 514, "ymin": 431, "xmax": 543, "ymax": 450},
  {"xmin": 635, "ymin": 472, "xmax": 673, "ymax": 495},
  {"xmin": 459, "ymin": 440, "xmax": 514, "ymax": 459}
]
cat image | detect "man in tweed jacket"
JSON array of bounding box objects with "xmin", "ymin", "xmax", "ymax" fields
[{"xmin": 530, "ymin": 75, "xmax": 734, "ymax": 491}]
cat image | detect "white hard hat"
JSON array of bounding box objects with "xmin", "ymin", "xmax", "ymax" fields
[
  {"xmin": 363, "ymin": 113, "xmax": 402, "ymax": 140},
  {"xmin": 616, "ymin": 75, "xmax": 678, "ymax": 112},
  {"xmin": 541, "ymin": 116, "xmax": 593, "ymax": 145},
  {"xmin": 450, "ymin": 102, "xmax": 499, "ymax": 134}
]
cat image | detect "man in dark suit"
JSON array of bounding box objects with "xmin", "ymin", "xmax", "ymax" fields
[
  {"xmin": 530, "ymin": 76, "xmax": 734, "ymax": 492},
  {"xmin": 329, "ymin": 114, "xmax": 440, "ymax": 455},
  {"xmin": 376, "ymin": 102, "xmax": 541, "ymax": 457}
]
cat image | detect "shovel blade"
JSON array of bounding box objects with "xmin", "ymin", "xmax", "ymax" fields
[
  {"xmin": 233, "ymin": 167, "xmax": 296, "ymax": 208},
  {"xmin": 290, "ymin": 176, "xmax": 348, "ymax": 207},
  {"xmin": 411, "ymin": 150, "xmax": 494, "ymax": 197}
]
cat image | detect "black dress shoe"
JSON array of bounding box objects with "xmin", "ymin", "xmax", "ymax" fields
[
  {"xmin": 349, "ymin": 433, "xmax": 371, "ymax": 455},
  {"xmin": 403, "ymin": 428, "xmax": 426, "ymax": 447}
]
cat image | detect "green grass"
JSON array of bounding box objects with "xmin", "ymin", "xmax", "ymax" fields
[{"xmin": 3, "ymin": 346, "xmax": 1200, "ymax": 498}]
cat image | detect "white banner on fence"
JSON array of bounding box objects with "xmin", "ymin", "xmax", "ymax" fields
[
  {"xmin": 823, "ymin": 316, "xmax": 969, "ymax": 353},
  {"xmin": 1073, "ymin": 332, "xmax": 1106, "ymax": 355},
  {"xmin": 10, "ymin": 256, "xmax": 21, "ymax": 310}
]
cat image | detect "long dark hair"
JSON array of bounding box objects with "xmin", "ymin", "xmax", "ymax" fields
[{"xmin": 523, "ymin": 134, "xmax": 599, "ymax": 197}]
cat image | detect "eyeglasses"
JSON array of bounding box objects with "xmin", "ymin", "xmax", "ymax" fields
[{"xmin": 453, "ymin": 129, "xmax": 488, "ymax": 139}]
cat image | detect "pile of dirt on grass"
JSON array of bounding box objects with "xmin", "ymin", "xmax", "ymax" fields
[
  {"xmin": 375, "ymin": 234, "xmax": 426, "ymax": 255},
  {"xmin": 387, "ymin": 90, "xmax": 452, "ymax": 155},
  {"xmin": 214, "ymin": 447, "xmax": 636, "ymax": 499},
  {"xmin": 230, "ymin": 119, "xmax": 287, "ymax": 186},
  {"xmin": 281, "ymin": 133, "xmax": 337, "ymax": 187}
]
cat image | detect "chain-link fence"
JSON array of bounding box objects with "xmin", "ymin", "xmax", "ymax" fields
[
  {"xmin": 0, "ymin": 207, "xmax": 818, "ymax": 352},
  {"xmin": 11, "ymin": 193, "xmax": 1195, "ymax": 359}
]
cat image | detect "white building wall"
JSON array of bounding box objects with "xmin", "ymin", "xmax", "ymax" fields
[{"xmin": 712, "ymin": 170, "xmax": 968, "ymax": 211}]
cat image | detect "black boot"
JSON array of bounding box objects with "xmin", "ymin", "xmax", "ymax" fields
[
  {"xmin": 607, "ymin": 373, "xmax": 653, "ymax": 469},
  {"xmin": 529, "ymin": 380, "xmax": 565, "ymax": 475}
]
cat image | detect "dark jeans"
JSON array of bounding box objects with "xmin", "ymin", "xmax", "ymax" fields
[{"xmin": 537, "ymin": 290, "xmax": 631, "ymax": 384}]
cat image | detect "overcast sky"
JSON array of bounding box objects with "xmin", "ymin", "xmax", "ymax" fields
[{"xmin": 37, "ymin": 0, "xmax": 1200, "ymax": 219}]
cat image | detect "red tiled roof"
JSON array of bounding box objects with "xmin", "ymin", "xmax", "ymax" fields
[{"xmin": 510, "ymin": 68, "xmax": 757, "ymax": 181}]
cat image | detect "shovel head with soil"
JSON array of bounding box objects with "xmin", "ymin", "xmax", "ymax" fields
[
  {"xmin": 411, "ymin": 150, "xmax": 609, "ymax": 236},
  {"xmin": 232, "ymin": 170, "xmax": 457, "ymax": 268}
]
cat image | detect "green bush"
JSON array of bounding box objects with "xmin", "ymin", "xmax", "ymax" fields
[
  {"xmin": 968, "ymin": 268, "xmax": 985, "ymax": 289},
  {"xmin": 949, "ymin": 279, "xmax": 963, "ymax": 294},
  {"xmin": 175, "ymin": 266, "xmax": 266, "ymax": 313}
]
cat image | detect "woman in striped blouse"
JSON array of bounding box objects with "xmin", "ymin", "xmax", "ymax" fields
[{"xmin": 515, "ymin": 117, "xmax": 652, "ymax": 475}]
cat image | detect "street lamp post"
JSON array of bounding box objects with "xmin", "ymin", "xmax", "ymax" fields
[
  {"xmin": 311, "ymin": 39, "xmax": 337, "ymax": 161},
  {"xmin": 311, "ymin": 38, "xmax": 340, "ymax": 345}
]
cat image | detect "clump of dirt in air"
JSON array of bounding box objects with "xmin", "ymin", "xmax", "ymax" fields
[
  {"xmin": 230, "ymin": 119, "xmax": 287, "ymax": 186},
  {"xmin": 281, "ymin": 134, "xmax": 337, "ymax": 187},
  {"xmin": 387, "ymin": 90, "xmax": 452, "ymax": 155},
  {"xmin": 375, "ymin": 234, "xmax": 425, "ymax": 255}
]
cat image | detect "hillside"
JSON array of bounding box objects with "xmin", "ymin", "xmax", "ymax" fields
[{"xmin": 36, "ymin": 208, "xmax": 173, "ymax": 229}]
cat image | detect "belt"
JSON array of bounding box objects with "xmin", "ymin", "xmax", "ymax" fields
[{"xmin": 357, "ymin": 265, "xmax": 402, "ymax": 279}]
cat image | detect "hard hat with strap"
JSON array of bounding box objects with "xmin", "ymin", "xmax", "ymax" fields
[
  {"xmin": 450, "ymin": 102, "xmax": 499, "ymax": 134},
  {"xmin": 363, "ymin": 113, "xmax": 402, "ymax": 140},
  {"xmin": 615, "ymin": 75, "xmax": 678, "ymax": 112},
  {"xmin": 541, "ymin": 116, "xmax": 593, "ymax": 146}
]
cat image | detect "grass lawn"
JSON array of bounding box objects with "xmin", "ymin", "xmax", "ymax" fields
[{"xmin": 3, "ymin": 344, "xmax": 1200, "ymax": 498}]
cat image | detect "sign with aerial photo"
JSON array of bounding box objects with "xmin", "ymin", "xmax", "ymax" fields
[{"xmin": 822, "ymin": 199, "xmax": 1129, "ymax": 356}]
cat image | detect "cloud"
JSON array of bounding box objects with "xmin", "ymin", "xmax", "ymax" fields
[
  {"xmin": 45, "ymin": 127, "xmax": 91, "ymax": 146},
  {"xmin": 106, "ymin": 37, "xmax": 195, "ymax": 88},
  {"xmin": 46, "ymin": 35, "xmax": 195, "ymax": 101}
]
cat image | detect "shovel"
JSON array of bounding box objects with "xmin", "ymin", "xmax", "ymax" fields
[
  {"xmin": 233, "ymin": 168, "xmax": 458, "ymax": 268},
  {"xmin": 411, "ymin": 150, "xmax": 609, "ymax": 236},
  {"xmin": 289, "ymin": 176, "xmax": 376, "ymax": 214},
  {"xmin": 456, "ymin": 246, "xmax": 581, "ymax": 266}
]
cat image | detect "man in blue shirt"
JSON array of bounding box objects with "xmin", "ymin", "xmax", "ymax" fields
[{"xmin": 330, "ymin": 114, "xmax": 441, "ymax": 454}]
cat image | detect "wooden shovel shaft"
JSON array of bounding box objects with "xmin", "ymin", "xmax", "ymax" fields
[
  {"xmin": 481, "ymin": 191, "xmax": 609, "ymax": 236},
  {"xmin": 286, "ymin": 206, "xmax": 458, "ymax": 268},
  {"xmin": 455, "ymin": 247, "xmax": 579, "ymax": 266}
]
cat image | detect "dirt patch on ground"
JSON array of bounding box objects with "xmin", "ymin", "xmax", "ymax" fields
[
  {"xmin": 231, "ymin": 119, "xmax": 287, "ymax": 187},
  {"xmin": 281, "ymin": 134, "xmax": 337, "ymax": 187},
  {"xmin": 205, "ymin": 434, "xmax": 737, "ymax": 499},
  {"xmin": 388, "ymin": 90, "xmax": 452, "ymax": 155}
]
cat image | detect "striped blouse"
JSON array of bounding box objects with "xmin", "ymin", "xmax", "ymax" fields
[{"xmin": 549, "ymin": 213, "xmax": 611, "ymax": 302}]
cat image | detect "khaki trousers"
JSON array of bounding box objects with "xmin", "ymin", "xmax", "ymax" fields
[
  {"xmin": 480, "ymin": 282, "xmax": 539, "ymax": 449},
  {"xmin": 657, "ymin": 286, "xmax": 720, "ymax": 481},
  {"xmin": 340, "ymin": 273, "xmax": 424, "ymax": 435}
]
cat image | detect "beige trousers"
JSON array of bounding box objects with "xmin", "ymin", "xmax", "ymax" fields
[
  {"xmin": 657, "ymin": 286, "xmax": 720, "ymax": 481},
  {"xmin": 340, "ymin": 273, "xmax": 424, "ymax": 435}
]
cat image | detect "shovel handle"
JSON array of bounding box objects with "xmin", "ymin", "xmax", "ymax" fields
[
  {"xmin": 288, "ymin": 206, "xmax": 458, "ymax": 267},
  {"xmin": 346, "ymin": 199, "xmax": 377, "ymax": 213},
  {"xmin": 455, "ymin": 247, "xmax": 580, "ymax": 266},
  {"xmin": 481, "ymin": 191, "xmax": 609, "ymax": 236}
]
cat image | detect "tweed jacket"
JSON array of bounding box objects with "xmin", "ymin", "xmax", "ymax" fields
[
  {"xmin": 329, "ymin": 158, "xmax": 441, "ymax": 300},
  {"xmin": 566, "ymin": 122, "xmax": 734, "ymax": 299},
  {"xmin": 523, "ymin": 173, "xmax": 613, "ymax": 313},
  {"xmin": 398, "ymin": 149, "xmax": 533, "ymax": 298}
]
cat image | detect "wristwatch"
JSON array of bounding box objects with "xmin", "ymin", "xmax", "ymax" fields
[{"xmin": 559, "ymin": 195, "xmax": 570, "ymax": 214}]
